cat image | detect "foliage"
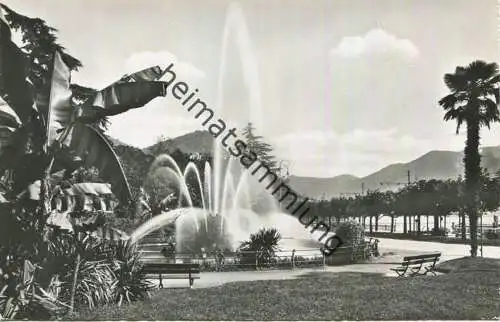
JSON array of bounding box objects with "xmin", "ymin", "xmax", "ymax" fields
[
  {"xmin": 334, "ymin": 221, "xmax": 365, "ymax": 246},
  {"xmin": 238, "ymin": 228, "xmax": 281, "ymax": 268},
  {"xmin": 106, "ymin": 241, "xmax": 154, "ymax": 306},
  {"xmin": 241, "ymin": 122, "xmax": 278, "ymax": 172}
]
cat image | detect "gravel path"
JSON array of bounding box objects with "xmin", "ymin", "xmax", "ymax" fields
[{"xmin": 149, "ymin": 238, "xmax": 499, "ymax": 289}]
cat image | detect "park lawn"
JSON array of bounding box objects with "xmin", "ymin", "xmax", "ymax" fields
[
  {"xmin": 435, "ymin": 256, "xmax": 500, "ymax": 273},
  {"xmin": 74, "ymin": 268, "xmax": 500, "ymax": 320}
]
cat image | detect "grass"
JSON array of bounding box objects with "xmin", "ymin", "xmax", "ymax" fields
[
  {"xmin": 73, "ymin": 264, "xmax": 500, "ymax": 320},
  {"xmin": 435, "ymin": 256, "xmax": 500, "ymax": 273},
  {"xmin": 366, "ymin": 232, "xmax": 500, "ymax": 246}
]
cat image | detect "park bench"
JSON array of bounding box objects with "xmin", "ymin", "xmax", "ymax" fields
[
  {"xmin": 390, "ymin": 252, "xmax": 441, "ymax": 277},
  {"xmin": 141, "ymin": 263, "xmax": 200, "ymax": 288}
]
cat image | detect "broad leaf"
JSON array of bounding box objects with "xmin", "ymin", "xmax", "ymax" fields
[
  {"xmin": 64, "ymin": 123, "xmax": 132, "ymax": 204},
  {"xmin": 78, "ymin": 81, "xmax": 166, "ymax": 122},
  {"xmin": 46, "ymin": 51, "xmax": 73, "ymax": 147},
  {"xmin": 0, "ymin": 109, "xmax": 19, "ymax": 128}
]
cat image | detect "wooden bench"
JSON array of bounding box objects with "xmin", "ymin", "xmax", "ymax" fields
[
  {"xmin": 390, "ymin": 252, "xmax": 441, "ymax": 277},
  {"xmin": 141, "ymin": 263, "xmax": 200, "ymax": 288}
]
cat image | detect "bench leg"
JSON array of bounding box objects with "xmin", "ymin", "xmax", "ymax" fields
[
  {"xmin": 158, "ymin": 273, "xmax": 163, "ymax": 289},
  {"xmin": 424, "ymin": 266, "xmax": 437, "ymax": 276}
]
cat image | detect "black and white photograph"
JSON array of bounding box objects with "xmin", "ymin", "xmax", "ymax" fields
[{"xmin": 0, "ymin": 0, "xmax": 498, "ymax": 320}]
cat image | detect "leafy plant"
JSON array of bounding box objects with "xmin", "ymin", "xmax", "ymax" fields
[
  {"xmin": 238, "ymin": 228, "xmax": 281, "ymax": 268},
  {"xmin": 107, "ymin": 240, "xmax": 153, "ymax": 306},
  {"xmin": 335, "ymin": 221, "xmax": 365, "ymax": 246}
]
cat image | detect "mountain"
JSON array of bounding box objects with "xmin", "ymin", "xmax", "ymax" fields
[
  {"xmin": 143, "ymin": 130, "xmax": 214, "ymax": 155},
  {"xmin": 289, "ymin": 146, "xmax": 500, "ymax": 198},
  {"xmin": 108, "ymin": 130, "xmax": 500, "ymax": 199}
]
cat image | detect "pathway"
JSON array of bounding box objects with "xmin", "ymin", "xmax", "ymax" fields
[{"xmin": 149, "ymin": 238, "xmax": 499, "ymax": 289}]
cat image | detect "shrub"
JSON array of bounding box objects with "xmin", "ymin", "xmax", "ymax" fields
[
  {"xmin": 485, "ymin": 229, "xmax": 500, "ymax": 240},
  {"xmin": 335, "ymin": 221, "xmax": 365, "ymax": 246},
  {"xmin": 107, "ymin": 240, "xmax": 154, "ymax": 306},
  {"xmin": 238, "ymin": 228, "xmax": 281, "ymax": 269}
]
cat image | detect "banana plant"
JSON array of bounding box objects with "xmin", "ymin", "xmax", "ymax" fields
[{"xmin": 0, "ymin": 6, "xmax": 168, "ymax": 225}]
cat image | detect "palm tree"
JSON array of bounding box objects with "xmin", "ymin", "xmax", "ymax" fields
[
  {"xmin": 238, "ymin": 228, "xmax": 281, "ymax": 268},
  {"xmin": 439, "ymin": 60, "xmax": 499, "ymax": 256}
]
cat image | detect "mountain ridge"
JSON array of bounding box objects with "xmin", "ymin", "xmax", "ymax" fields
[{"xmin": 109, "ymin": 130, "xmax": 500, "ymax": 199}]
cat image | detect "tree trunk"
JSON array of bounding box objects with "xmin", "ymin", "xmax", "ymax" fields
[
  {"xmin": 463, "ymin": 115, "xmax": 481, "ymax": 257},
  {"xmin": 468, "ymin": 207, "xmax": 479, "ymax": 257},
  {"xmin": 417, "ymin": 215, "xmax": 421, "ymax": 234},
  {"xmin": 403, "ymin": 215, "xmax": 407, "ymax": 234},
  {"xmin": 390, "ymin": 215, "xmax": 395, "ymax": 233},
  {"xmin": 433, "ymin": 215, "xmax": 439, "ymax": 232},
  {"xmin": 369, "ymin": 216, "xmax": 373, "ymax": 233},
  {"xmin": 461, "ymin": 211, "xmax": 467, "ymax": 240},
  {"xmin": 375, "ymin": 215, "xmax": 379, "ymax": 231}
]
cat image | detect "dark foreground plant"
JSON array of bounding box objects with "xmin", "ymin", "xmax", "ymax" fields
[
  {"xmin": 108, "ymin": 240, "xmax": 154, "ymax": 306},
  {"xmin": 238, "ymin": 228, "xmax": 281, "ymax": 269}
]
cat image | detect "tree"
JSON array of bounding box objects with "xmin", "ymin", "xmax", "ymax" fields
[
  {"xmin": 439, "ymin": 60, "xmax": 500, "ymax": 256},
  {"xmin": 242, "ymin": 122, "xmax": 278, "ymax": 172}
]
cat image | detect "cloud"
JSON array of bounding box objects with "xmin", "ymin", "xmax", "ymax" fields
[
  {"xmin": 107, "ymin": 97, "xmax": 201, "ymax": 148},
  {"xmin": 330, "ymin": 28, "xmax": 419, "ymax": 59},
  {"xmin": 271, "ymin": 128, "xmax": 465, "ymax": 177},
  {"xmin": 125, "ymin": 51, "xmax": 206, "ymax": 81}
]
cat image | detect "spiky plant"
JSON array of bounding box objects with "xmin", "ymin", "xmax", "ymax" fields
[{"xmin": 238, "ymin": 228, "xmax": 281, "ymax": 268}]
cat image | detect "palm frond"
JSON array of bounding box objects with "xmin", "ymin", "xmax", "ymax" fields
[
  {"xmin": 466, "ymin": 60, "xmax": 499, "ymax": 81},
  {"xmin": 444, "ymin": 71, "xmax": 467, "ymax": 92}
]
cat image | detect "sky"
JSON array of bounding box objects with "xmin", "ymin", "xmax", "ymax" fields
[{"xmin": 3, "ymin": 0, "xmax": 499, "ymax": 178}]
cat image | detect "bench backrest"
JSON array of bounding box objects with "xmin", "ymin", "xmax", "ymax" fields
[
  {"xmin": 142, "ymin": 263, "xmax": 201, "ymax": 274},
  {"xmin": 402, "ymin": 253, "xmax": 441, "ymax": 266}
]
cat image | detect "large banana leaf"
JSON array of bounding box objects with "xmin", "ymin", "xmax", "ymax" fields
[
  {"xmin": 78, "ymin": 81, "xmax": 167, "ymax": 123},
  {"xmin": 63, "ymin": 123, "xmax": 132, "ymax": 204},
  {"xmin": 46, "ymin": 51, "xmax": 73, "ymax": 147},
  {"xmin": 0, "ymin": 108, "xmax": 20, "ymax": 129}
]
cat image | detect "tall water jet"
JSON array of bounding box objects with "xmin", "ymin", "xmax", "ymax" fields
[
  {"xmin": 204, "ymin": 162, "xmax": 213, "ymax": 214},
  {"xmin": 214, "ymin": 2, "xmax": 264, "ymax": 217}
]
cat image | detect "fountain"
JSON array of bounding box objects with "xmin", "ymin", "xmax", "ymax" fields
[{"xmin": 128, "ymin": 2, "xmax": 324, "ymax": 254}]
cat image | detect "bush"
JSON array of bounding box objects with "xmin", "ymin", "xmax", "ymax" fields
[
  {"xmin": 335, "ymin": 221, "xmax": 365, "ymax": 246},
  {"xmin": 107, "ymin": 240, "xmax": 154, "ymax": 306},
  {"xmin": 327, "ymin": 221, "xmax": 367, "ymax": 265},
  {"xmin": 238, "ymin": 228, "xmax": 281, "ymax": 269},
  {"xmin": 485, "ymin": 229, "xmax": 500, "ymax": 240}
]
